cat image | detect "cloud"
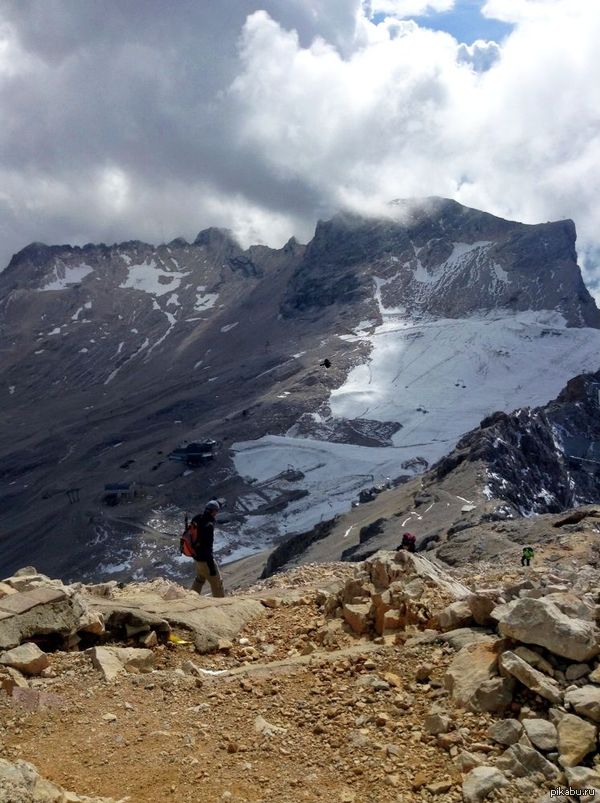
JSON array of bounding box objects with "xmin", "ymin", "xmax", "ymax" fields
[
  {"xmin": 230, "ymin": 11, "xmax": 464, "ymax": 201},
  {"xmin": 231, "ymin": 2, "xmax": 600, "ymax": 283},
  {"xmin": 0, "ymin": 0, "xmax": 599, "ymax": 300},
  {"xmin": 0, "ymin": 0, "xmax": 353, "ymax": 260},
  {"xmin": 368, "ymin": 0, "xmax": 455, "ymax": 17},
  {"xmin": 457, "ymin": 39, "xmax": 501, "ymax": 71},
  {"xmin": 482, "ymin": 0, "xmax": 566, "ymax": 23}
]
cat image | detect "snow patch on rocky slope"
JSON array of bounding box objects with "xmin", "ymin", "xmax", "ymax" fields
[{"xmin": 232, "ymin": 304, "xmax": 600, "ymax": 539}]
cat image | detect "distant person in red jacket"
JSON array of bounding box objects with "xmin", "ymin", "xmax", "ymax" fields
[
  {"xmin": 397, "ymin": 532, "xmax": 416, "ymax": 553},
  {"xmin": 190, "ymin": 500, "xmax": 225, "ymax": 597}
]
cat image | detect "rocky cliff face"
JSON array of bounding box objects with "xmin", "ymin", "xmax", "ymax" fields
[
  {"xmin": 282, "ymin": 198, "xmax": 600, "ymax": 327},
  {"xmin": 434, "ymin": 369, "xmax": 600, "ymax": 516}
]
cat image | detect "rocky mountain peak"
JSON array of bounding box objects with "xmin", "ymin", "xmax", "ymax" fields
[
  {"xmin": 4, "ymin": 241, "xmax": 69, "ymax": 279},
  {"xmin": 282, "ymin": 235, "xmax": 302, "ymax": 254},
  {"xmin": 193, "ymin": 225, "xmax": 238, "ymax": 249},
  {"xmin": 166, "ymin": 236, "xmax": 189, "ymax": 248},
  {"xmin": 282, "ymin": 199, "xmax": 599, "ymax": 327}
]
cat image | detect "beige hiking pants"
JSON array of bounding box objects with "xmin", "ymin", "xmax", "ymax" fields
[{"xmin": 192, "ymin": 561, "xmax": 225, "ymax": 597}]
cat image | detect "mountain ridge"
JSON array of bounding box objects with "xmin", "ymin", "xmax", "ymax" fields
[
  {"xmin": 1, "ymin": 197, "xmax": 600, "ymax": 584},
  {"xmin": 283, "ymin": 198, "xmax": 598, "ymax": 326}
]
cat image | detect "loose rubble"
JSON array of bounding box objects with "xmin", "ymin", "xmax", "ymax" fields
[{"xmin": 3, "ymin": 553, "xmax": 600, "ymax": 801}]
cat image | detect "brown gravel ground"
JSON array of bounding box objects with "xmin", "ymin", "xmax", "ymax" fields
[{"xmin": 0, "ymin": 564, "xmax": 541, "ymax": 803}]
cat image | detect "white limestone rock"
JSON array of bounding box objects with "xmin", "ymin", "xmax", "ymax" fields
[
  {"xmin": 557, "ymin": 713, "xmax": 597, "ymax": 767},
  {"xmin": 462, "ymin": 767, "xmax": 509, "ymax": 803},
  {"xmin": 0, "ymin": 642, "xmax": 49, "ymax": 676},
  {"xmin": 486, "ymin": 718, "xmax": 523, "ymax": 746},
  {"xmin": 521, "ymin": 718, "xmax": 557, "ymax": 752},
  {"xmin": 492, "ymin": 597, "xmax": 600, "ymax": 662},
  {"xmin": 564, "ymin": 685, "xmax": 600, "ymax": 722},
  {"xmin": 499, "ymin": 650, "xmax": 562, "ymax": 704}
]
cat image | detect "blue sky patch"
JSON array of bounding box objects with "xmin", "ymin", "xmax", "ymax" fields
[{"xmin": 374, "ymin": 1, "xmax": 514, "ymax": 44}]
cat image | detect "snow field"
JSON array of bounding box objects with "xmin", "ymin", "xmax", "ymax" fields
[{"xmin": 233, "ymin": 302, "xmax": 600, "ymax": 538}]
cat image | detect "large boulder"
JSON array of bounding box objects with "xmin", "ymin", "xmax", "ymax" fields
[
  {"xmin": 0, "ymin": 584, "xmax": 104, "ymax": 650},
  {"xmin": 564, "ymin": 685, "xmax": 600, "ymax": 722},
  {"xmin": 513, "ymin": 645, "xmax": 554, "ymax": 676},
  {"xmin": 487, "ymin": 719, "xmax": 522, "ymax": 746},
  {"xmin": 470, "ymin": 677, "xmax": 515, "ymax": 714},
  {"xmin": 371, "ymin": 584, "xmax": 419, "ymax": 634},
  {"xmin": 522, "ymin": 719, "xmax": 557, "ymax": 752},
  {"xmin": 565, "ymin": 662, "xmax": 590, "ymax": 681},
  {"xmin": 496, "ymin": 744, "xmax": 560, "ymax": 780},
  {"xmin": 468, "ymin": 592, "xmax": 499, "ymax": 627},
  {"xmin": 503, "ymin": 579, "xmax": 535, "ymax": 600},
  {"xmin": 444, "ymin": 641, "xmax": 507, "ymax": 712},
  {"xmin": 342, "ymin": 603, "xmax": 371, "ymax": 635},
  {"xmin": 557, "ymin": 713, "xmax": 597, "ymax": 767},
  {"xmin": 341, "ymin": 578, "xmax": 374, "ymax": 605},
  {"xmin": 498, "ymin": 651, "xmax": 562, "ymax": 704},
  {"xmin": 492, "ymin": 597, "xmax": 600, "ymax": 662},
  {"xmin": 89, "ymin": 646, "xmax": 154, "ymax": 682},
  {"xmin": 543, "ymin": 592, "xmax": 596, "ymax": 621},
  {"xmin": 364, "ymin": 550, "xmax": 470, "ymax": 599},
  {"xmin": 436, "ymin": 600, "xmax": 473, "ymax": 631},
  {"xmin": 88, "ymin": 594, "xmax": 265, "ymax": 653},
  {"xmin": 0, "ymin": 643, "xmax": 49, "ymax": 676},
  {"xmin": 437, "ymin": 628, "xmax": 496, "ymax": 651}
]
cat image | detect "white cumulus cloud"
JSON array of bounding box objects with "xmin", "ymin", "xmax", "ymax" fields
[
  {"xmin": 368, "ymin": 0, "xmax": 455, "ymax": 17},
  {"xmin": 457, "ymin": 39, "xmax": 501, "ymax": 71},
  {"xmin": 230, "ymin": 1, "xmax": 600, "ymax": 289},
  {"xmin": 482, "ymin": 0, "xmax": 566, "ymax": 23},
  {"xmin": 0, "ymin": 0, "xmax": 599, "ymax": 300}
]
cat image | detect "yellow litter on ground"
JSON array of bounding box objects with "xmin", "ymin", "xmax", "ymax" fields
[{"xmin": 168, "ymin": 633, "xmax": 192, "ymax": 645}]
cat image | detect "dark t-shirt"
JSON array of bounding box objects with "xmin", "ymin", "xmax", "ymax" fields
[{"xmin": 190, "ymin": 512, "xmax": 216, "ymax": 574}]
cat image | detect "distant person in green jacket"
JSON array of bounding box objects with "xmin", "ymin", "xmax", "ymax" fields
[{"xmin": 521, "ymin": 546, "xmax": 534, "ymax": 567}]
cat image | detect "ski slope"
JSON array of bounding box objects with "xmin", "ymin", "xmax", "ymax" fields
[
  {"xmin": 330, "ymin": 308, "xmax": 600, "ymax": 452},
  {"xmin": 233, "ymin": 434, "xmax": 433, "ymax": 537},
  {"xmin": 233, "ymin": 294, "xmax": 600, "ymax": 539}
]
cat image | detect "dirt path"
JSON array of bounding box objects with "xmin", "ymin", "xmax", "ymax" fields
[{"xmin": 0, "ymin": 578, "xmax": 500, "ymax": 803}]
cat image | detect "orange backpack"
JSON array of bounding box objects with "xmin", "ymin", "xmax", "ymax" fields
[{"xmin": 180, "ymin": 516, "xmax": 198, "ymax": 558}]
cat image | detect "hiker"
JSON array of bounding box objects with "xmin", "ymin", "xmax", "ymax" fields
[
  {"xmin": 190, "ymin": 500, "xmax": 225, "ymax": 597},
  {"xmin": 521, "ymin": 546, "xmax": 534, "ymax": 567},
  {"xmin": 397, "ymin": 532, "xmax": 416, "ymax": 553}
]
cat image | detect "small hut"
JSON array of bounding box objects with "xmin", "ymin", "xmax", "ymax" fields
[
  {"xmin": 168, "ymin": 439, "xmax": 217, "ymax": 466},
  {"xmin": 103, "ymin": 482, "xmax": 137, "ymax": 506}
]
